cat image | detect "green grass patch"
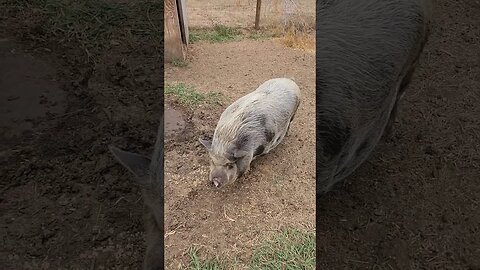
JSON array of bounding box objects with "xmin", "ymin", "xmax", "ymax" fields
[
  {"xmin": 187, "ymin": 247, "xmax": 227, "ymax": 270},
  {"xmin": 171, "ymin": 58, "xmax": 189, "ymax": 67},
  {"xmin": 250, "ymin": 228, "xmax": 316, "ymax": 269},
  {"xmin": 189, "ymin": 25, "xmax": 241, "ymax": 43},
  {"xmin": 188, "ymin": 25, "xmax": 277, "ymax": 44},
  {"xmin": 165, "ymin": 83, "xmax": 222, "ymax": 107},
  {"xmin": 184, "ymin": 228, "xmax": 315, "ymax": 270}
]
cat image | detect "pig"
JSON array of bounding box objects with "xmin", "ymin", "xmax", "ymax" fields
[
  {"xmin": 108, "ymin": 115, "xmax": 164, "ymax": 270},
  {"xmin": 199, "ymin": 78, "xmax": 301, "ymax": 188},
  {"xmin": 316, "ymin": 0, "xmax": 431, "ymax": 195}
]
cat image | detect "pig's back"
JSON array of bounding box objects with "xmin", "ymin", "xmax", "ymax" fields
[
  {"xmin": 213, "ymin": 78, "xmax": 300, "ymax": 154},
  {"xmin": 316, "ymin": 0, "xmax": 430, "ymax": 192}
]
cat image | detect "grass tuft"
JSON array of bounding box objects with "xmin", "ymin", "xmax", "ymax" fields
[
  {"xmin": 10, "ymin": 0, "xmax": 125, "ymax": 45},
  {"xmin": 187, "ymin": 247, "xmax": 226, "ymax": 270},
  {"xmin": 250, "ymin": 228, "xmax": 316, "ymax": 269},
  {"xmin": 184, "ymin": 228, "xmax": 315, "ymax": 269},
  {"xmin": 171, "ymin": 58, "xmax": 189, "ymax": 67},
  {"xmin": 3, "ymin": 0, "xmax": 162, "ymax": 60},
  {"xmin": 165, "ymin": 83, "xmax": 222, "ymax": 107},
  {"xmin": 279, "ymin": 27, "xmax": 315, "ymax": 53},
  {"xmin": 189, "ymin": 25, "xmax": 241, "ymax": 43},
  {"xmin": 260, "ymin": 0, "xmax": 316, "ymax": 53}
]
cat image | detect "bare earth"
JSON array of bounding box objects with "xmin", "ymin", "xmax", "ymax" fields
[
  {"xmin": 164, "ymin": 39, "xmax": 316, "ymax": 268},
  {"xmin": 1, "ymin": 0, "xmax": 479, "ymax": 269}
]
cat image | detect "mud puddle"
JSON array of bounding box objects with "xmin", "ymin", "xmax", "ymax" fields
[
  {"xmin": 164, "ymin": 104, "xmax": 186, "ymax": 137},
  {"xmin": 0, "ymin": 38, "xmax": 65, "ymax": 144}
]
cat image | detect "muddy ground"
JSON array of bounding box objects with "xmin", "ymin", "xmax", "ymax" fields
[
  {"xmin": 1, "ymin": 1, "xmax": 162, "ymax": 269},
  {"xmin": 164, "ymin": 39, "xmax": 316, "ymax": 268},
  {"xmin": 318, "ymin": 0, "xmax": 480, "ymax": 269}
]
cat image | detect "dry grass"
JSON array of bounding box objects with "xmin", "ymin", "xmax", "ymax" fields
[
  {"xmin": 262, "ymin": 0, "xmax": 315, "ymax": 52},
  {"xmin": 185, "ymin": 0, "xmax": 315, "ymax": 52},
  {"xmin": 4, "ymin": 0, "xmax": 162, "ymax": 62},
  {"xmin": 278, "ymin": 26, "xmax": 315, "ymax": 53},
  {"xmin": 261, "ymin": 0, "xmax": 315, "ymax": 30}
]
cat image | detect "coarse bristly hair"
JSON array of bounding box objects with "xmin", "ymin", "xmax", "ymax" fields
[
  {"xmin": 316, "ymin": 0, "xmax": 431, "ymax": 195},
  {"xmin": 212, "ymin": 78, "xmax": 301, "ymax": 161}
]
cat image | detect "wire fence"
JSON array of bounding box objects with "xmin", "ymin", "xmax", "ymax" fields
[{"xmin": 186, "ymin": 0, "xmax": 315, "ymax": 31}]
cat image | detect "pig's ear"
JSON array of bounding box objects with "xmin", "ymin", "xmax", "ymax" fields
[
  {"xmin": 198, "ymin": 137, "xmax": 212, "ymax": 150},
  {"xmin": 109, "ymin": 145, "xmax": 151, "ymax": 180}
]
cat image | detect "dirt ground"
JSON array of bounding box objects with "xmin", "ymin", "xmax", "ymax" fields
[
  {"xmin": 1, "ymin": 2, "xmax": 162, "ymax": 269},
  {"xmin": 163, "ymin": 1, "xmax": 316, "ymax": 268},
  {"xmin": 164, "ymin": 39, "xmax": 316, "ymax": 268},
  {"xmin": 318, "ymin": 0, "xmax": 480, "ymax": 269},
  {"xmin": 1, "ymin": 0, "xmax": 479, "ymax": 269}
]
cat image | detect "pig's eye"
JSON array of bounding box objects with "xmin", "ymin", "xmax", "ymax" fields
[{"xmin": 227, "ymin": 163, "xmax": 234, "ymax": 169}]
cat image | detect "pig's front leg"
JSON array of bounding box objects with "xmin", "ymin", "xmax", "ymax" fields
[{"xmin": 236, "ymin": 153, "xmax": 254, "ymax": 178}]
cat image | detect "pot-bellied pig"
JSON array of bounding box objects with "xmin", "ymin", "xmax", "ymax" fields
[
  {"xmin": 317, "ymin": 0, "xmax": 431, "ymax": 195},
  {"xmin": 109, "ymin": 116, "xmax": 164, "ymax": 270},
  {"xmin": 200, "ymin": 78, "xmax": 301, "ymax": 188}
]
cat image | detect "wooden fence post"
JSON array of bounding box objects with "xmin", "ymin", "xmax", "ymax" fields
[
  {"xmin": 165, "ymin": 0, "xmax": 186, "ymax": 61},
  {"xmin": 177, "ymin": 0, "xmax": 189, "ymax": 46},
  {"xmin": 255, "ymin": 0, "xmax": 262, "ymax": 29}
]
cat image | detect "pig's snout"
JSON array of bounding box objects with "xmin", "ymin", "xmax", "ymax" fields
[
  {"xmin": 210, "ymin": 170, "xmax": 227, "ymax": 188},
  {"xmin": 212, "ymin": 177, "xmax": 222, "ymax": 188}
]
